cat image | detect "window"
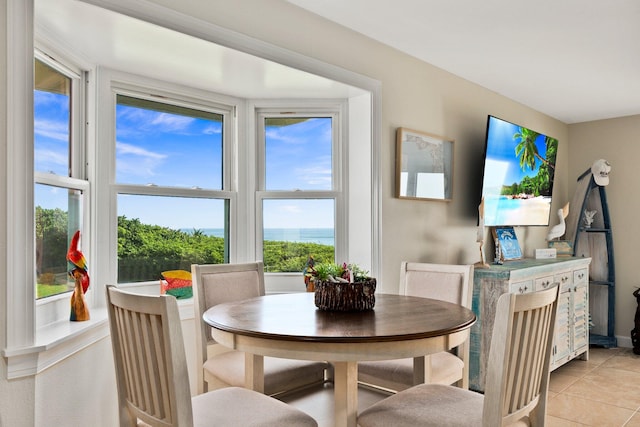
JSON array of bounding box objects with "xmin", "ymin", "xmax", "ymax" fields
[
  {"xmin": 114, "ymin": 92, "xmax": 233, "ymax": 283},
  {"xmin": 256, "ymin": 108, "xmax": 345, "ymax": 273},
  {"xmin": 34, "ymin": 54, "xmax": 88, "ymax": 299},
  {"xmin": 5, "ymin": 2, "xmax": 378, "ymax": 380}
]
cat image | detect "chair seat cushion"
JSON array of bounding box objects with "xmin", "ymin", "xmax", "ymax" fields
[
  {"xmin": 192, "ymin": 386, "xmax": 317, "ymax": 426},
  {"xmin": 358, "ymin": 352, "xmax": 464, "ymax": 391},
  {"xmin": 204, "ymin": 351, "xmax": 327, "ymax": 395},
  {"xmin": 357, "ymin": 383, "xmax": 483, "ymax": 427}
]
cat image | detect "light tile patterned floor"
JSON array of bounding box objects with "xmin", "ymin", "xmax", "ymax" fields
[
  {"xmin": 280, "ymin": 347, "xmax": 640, "ymax": 427},
  {"xmin": 547, "ymin": 347, "xmax": 640, "ymax": 426}
]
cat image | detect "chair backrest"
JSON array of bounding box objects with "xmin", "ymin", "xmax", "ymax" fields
[
  {"xmin": 399, "ymin": 262, "xmax": 474, "ymax": 308},
  {"xmin": 399, "ymin": 262, "xmax": 474, "ymax": 387},
  {"xmin": 191, "ymin": 262, "xmax": 265, "ymax": 393},
  {"xmin": 106, "ymin": 285, "xmax": 193, "ymax": 427},
  {"xmin": 483, "ymin": 285, "xmax": 560, "ymax": 427}
]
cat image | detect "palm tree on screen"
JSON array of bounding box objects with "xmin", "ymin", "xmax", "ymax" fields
[{"xmin": 514, "ymin": 127, "xmax": 554, "ymax": 172}]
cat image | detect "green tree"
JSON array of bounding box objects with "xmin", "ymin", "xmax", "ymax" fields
[
  {"xmin": 514, "ymin": 127, "xmax": 556, "ymax": 173},
  {"xmin": 35, "ymin": 211, "xmax": 336, "ymax": 284},
  {"xmin": 35, "ymin": 206, "xmax": 68, "ymax": 276}
]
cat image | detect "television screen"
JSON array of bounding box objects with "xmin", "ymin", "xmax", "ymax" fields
[{"xmin": 480, "ymin": 116, "xmax": 558, "ymax": 226}]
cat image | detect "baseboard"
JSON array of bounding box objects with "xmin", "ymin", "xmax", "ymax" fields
[{"xmin": 615, "ymin": 335, "xmax": 632, "ymax": 348}]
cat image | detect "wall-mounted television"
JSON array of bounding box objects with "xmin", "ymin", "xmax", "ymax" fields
[{"xmin": 480, "ymin": 115, "xmax": 559, "ymax": 226}]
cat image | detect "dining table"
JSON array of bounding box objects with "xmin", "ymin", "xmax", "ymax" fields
[{"xmin": 203, "ymin": 292, "xmax": 476, "ymax": 427}]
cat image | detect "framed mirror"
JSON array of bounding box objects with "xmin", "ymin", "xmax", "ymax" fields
[{"xmin": 396, "ymin": 127, "xmax": 454, "ymax": 201}]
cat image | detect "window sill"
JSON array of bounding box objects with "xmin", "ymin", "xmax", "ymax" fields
[
  {"xmin": 3, "ymin": 308, "xmax": 109, "ymax": 379},
  {"xmin": 2, "ymin": 291, "xmax": 194, "ymax": 380}
]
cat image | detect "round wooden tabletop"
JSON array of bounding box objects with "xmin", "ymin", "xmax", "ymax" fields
[{"xmin": 203, "ymin": 292, "xmax": 476, "ymax": 343}]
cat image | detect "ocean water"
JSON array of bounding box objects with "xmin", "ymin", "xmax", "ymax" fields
[
  {"xmin": 186, "ymin": 228, "xmax": 334, "ymax": 246},
  {"xmin": 484, "ymin": 196, "xmax": 551, "ymax": 226}
]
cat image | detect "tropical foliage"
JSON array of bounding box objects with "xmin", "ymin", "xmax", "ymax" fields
[
  {"xmin": 36, "ymin": 208, "xmax": 335, "ymax": 294},
  {"xmin": 502, "ymin": 128, "xmax": 558, "ymax": 197},
  {"xmin": 118, "ymin": 216, "xmax": 334, "ymax": 281}
]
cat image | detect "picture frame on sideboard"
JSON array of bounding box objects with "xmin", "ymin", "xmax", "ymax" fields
[{"xmin": 492, "ymin": 226, "xmax": 522, "ymax": 261}]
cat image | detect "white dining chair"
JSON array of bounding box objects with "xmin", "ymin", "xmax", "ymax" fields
[
  {"xmin": 358, "ymin": 262, "xmax": 474, "ymax": 391},
  {"xmin": 105, "ymin": 285, "xmax": 317, "ymax": 427},
  {"xmin": 358, "ymin": 284, "xmax": 560, "ymax": 427},
  {"xmin": 192, "ymin": 262, "xmax": 330, "ymax": 395}
]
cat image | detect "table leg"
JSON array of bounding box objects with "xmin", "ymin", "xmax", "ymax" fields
[
  {"xmin": 333, "ymin": 361, "xmax": 358, "ymax": 427},
  {"xmin": 245, "ymin": 352, "xmax": 265, "ymax": 393},
  {"xmin": 413, "ymin": 355, "xmax": 432, "ymax": 385}
]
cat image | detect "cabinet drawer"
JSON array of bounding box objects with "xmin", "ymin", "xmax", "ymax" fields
[
  {"xmin": 574, "ymin": 268, "xmax": 588, "ymax": 284},
  {"xmin": 510, "ymin": 280, "xmax": 533, "ymax": 294},
  {"xmin": 534, "ymin": 275, "xmax": 555, "ymax": 291},
  {"xmin": 555, "ymin": 271, "xmax": 573, "ymax": 292}
]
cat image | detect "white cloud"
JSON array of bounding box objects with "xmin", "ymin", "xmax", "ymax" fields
[
  {"xmin": 280, "ymin": 204, "xmax": 303, "ymax": 214},
  {"xmin": 116, "ymin": 141, "xmax": 169, "ymax": 180},
  {"xmin": 294, "ymin": 165, "xmax": 331, "ymax": 187},
  {"xmin": 203, "ymin": 124, "xmax": 222, "ymax": 134},
  {"xmin": 35, "ymin": 148, "xmax": 67, "ymax": 167},
  {"xmin": 117, "ymin": 141, "xmax": 167, "ymax": 160},
  {"xmin": 34, "ymin": 119, "xmax": 68, "ymax": 142},
  {"xmin": 151, "ymin": 113, "xmax": 194, "ymax": 131}
]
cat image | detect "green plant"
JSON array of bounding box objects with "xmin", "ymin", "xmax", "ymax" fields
[
  {"xmin": 309, "ymin": 262, "xmax": 370, "ymax": 282},
  {"xmin": 349, "ymin": 264, "xmax": 370, "ymax": 282}
]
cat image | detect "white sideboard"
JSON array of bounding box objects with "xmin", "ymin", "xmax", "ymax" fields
[{"xmin": 469, "ymin": 257, "xmax": 591, "ymax": 392}]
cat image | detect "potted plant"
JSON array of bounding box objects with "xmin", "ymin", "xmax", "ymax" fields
[{"xmin": 307, "ymin": 262, "xmax": 376, "ymax": 311}]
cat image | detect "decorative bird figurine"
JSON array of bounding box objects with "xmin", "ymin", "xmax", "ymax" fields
[
  {"xmin": 546, "ymin": 202, "xmax": 569, "ymax": 241},
  {"xmin": 67, "ymin": 230, "xmax": 90, "ymax": 321},
  {"xmin": 67, "ymin": 230, "xmax": 89, "ymax": 293}
]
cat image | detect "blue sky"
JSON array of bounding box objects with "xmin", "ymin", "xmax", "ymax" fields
[
  {"xmin": 35, "ymin": 91, "xmax": 335, "ymax": 230},
  {"xmin": 265, "ymin": 118, "xmax": 332, "ymax": 190},
  {"xmin": 34, "ymin": 91, "xmax": 69, "ymax": 176},
  {"xmin": 116, "ymin": 104, "xmax": 223, "ymax": 189},
  {"xmin": 482, "ymin": 116, "xmax": 549, "ymax": 192}
]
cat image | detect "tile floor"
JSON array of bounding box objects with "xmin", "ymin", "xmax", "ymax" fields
[
  {"xmin": 546, "ymin": 347, "xmax": 640, "ymax": 426},
  {"xmin": 280, "ymin": 347, "xmax": 640, "ymax": 427}
]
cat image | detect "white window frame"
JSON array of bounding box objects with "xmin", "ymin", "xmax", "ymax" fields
[
  {"xmin": 3, "ymin": 5, "xmax": 107, "ymax": 379},
  {"xmin": 95, "ymin": 68, "xmax": 241, "ymax": 293},
  {"xmin": 252, "ymin": 101, "xmax": 348, "ymax": 292},
  {"xmin": 33, "ymin": 50, "xmax": 92, "ymax": 329}
]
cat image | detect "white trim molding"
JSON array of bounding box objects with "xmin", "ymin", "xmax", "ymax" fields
[
  {"xmin": 5, "ymin": 0, "xmax": 36, "ymax": 350},
  {"xmin": 3, "ymin": 312, "xmax": 109, "ymax": 379}
]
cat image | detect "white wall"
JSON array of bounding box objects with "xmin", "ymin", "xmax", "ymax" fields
[{"xmin": 34, "ymin": 339, "xmax": 118, "ymax": 426}]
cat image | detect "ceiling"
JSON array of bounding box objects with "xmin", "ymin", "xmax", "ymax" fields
[
  {"xmin": 35, "ymin": 0, "xmax": 362, "ymax": 100},
  {"xmin": 35, "ymin": 0, "xmax": 640, "ymax": 124},
  {"xmin": 288, "ymin": 0, "xmax": 640, "ymax": 124}
]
